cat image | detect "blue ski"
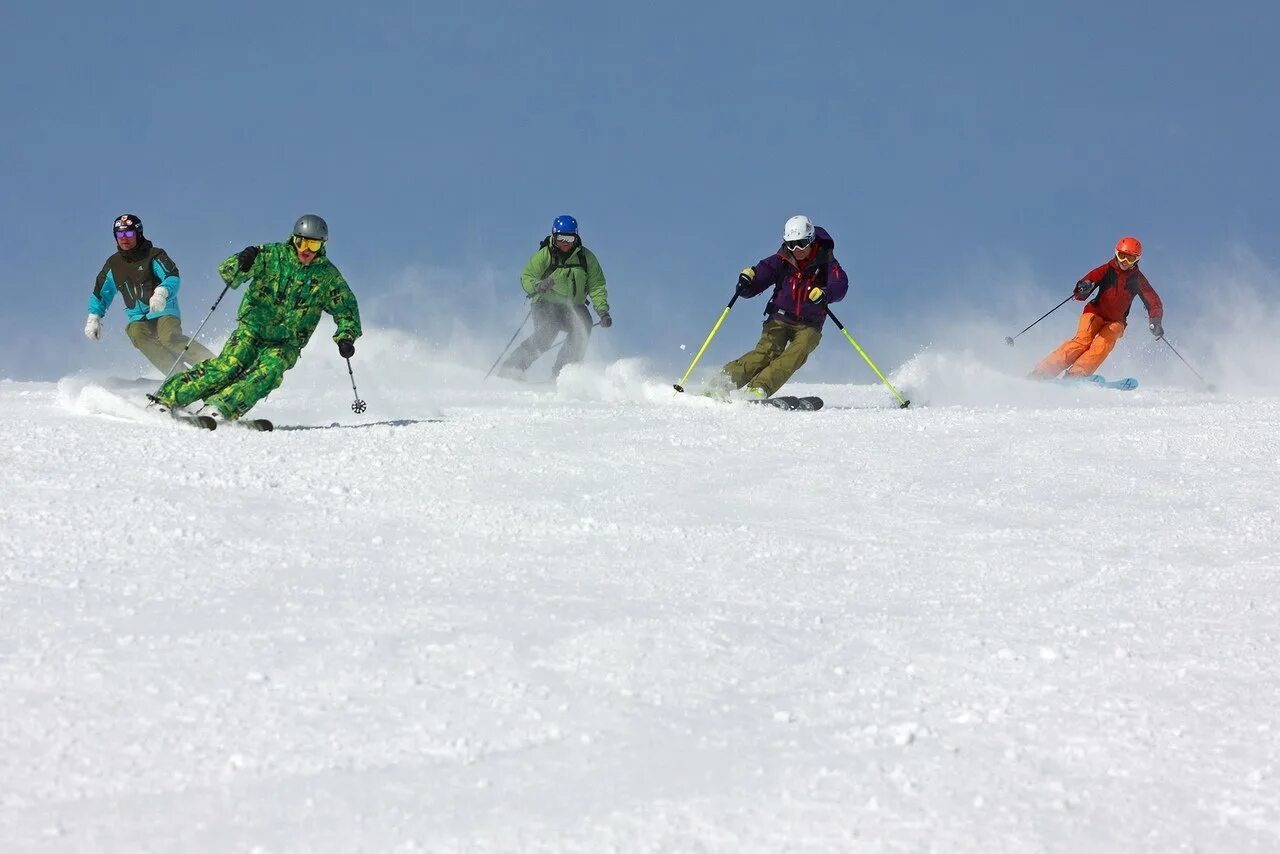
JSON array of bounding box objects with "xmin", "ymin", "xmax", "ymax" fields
[{"xmin": 1053, "ymin": 375, "xmax": 1138, "ymax": 391}]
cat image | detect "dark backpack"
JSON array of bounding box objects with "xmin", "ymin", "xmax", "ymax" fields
[{"xmin": 538, "ymin": 236, "xmax": 590, "ymax": 277}]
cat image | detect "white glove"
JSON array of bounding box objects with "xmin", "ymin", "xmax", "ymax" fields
[
  {"xmin": 84, "ymin": 314, "xmax": 102, "ymax": 341},
  {"xmin": 148, "ymin": 286, "xmax": 169, "ymax": 314}
]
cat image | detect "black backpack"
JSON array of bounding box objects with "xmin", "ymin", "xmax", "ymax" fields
[{"xmin": 538, "ymin": 236, "xmax": 589, "ymax": 277}]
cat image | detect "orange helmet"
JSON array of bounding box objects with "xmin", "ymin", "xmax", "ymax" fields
[{"xmin": 1115, "ymin": 236, "xmax": 1142, "ymax": 257}]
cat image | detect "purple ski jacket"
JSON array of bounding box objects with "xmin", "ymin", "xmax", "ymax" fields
[{"xmin": 738, "ymin": 227, "xmax": 849, "ymax": 326}]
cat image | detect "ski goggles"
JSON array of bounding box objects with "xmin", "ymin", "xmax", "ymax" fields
[
  {"xmin": 784, "ymin": 237, "xmax": 814, "ymax": 251},
  {"xmin": 553, "ymin": 233, "xmax": 578, "ymax": 245},
  {"xmin": 114, "ymin": 229, "xmax": 137, "ymax": 240},
  {"xmin": 292, "ymin": 235, "xmax": 325, "ymax": 252},
  {"xmin": 1115, "ymin": 250, "xmax": 1140, "ymax": 265}
]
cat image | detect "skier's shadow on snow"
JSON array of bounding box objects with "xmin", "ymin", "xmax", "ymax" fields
[{"xmin": 275, "ymin": 418, "xmax": 445, "ymax": 432}]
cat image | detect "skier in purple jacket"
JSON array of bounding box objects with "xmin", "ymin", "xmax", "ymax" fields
[{"xmin": 718, "ymin": 215, "xmax": 849, "ymax": 398}]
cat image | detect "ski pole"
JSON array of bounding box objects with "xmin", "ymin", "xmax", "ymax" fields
[
  {"xmin": 1161, "ymin": 337, "xmax": 1215, "ymax": 391},
  {"xmin": 1004, "ymin": 294, "xmax": 1073, "ymax": 346},
  {"xmin": 159, "ymin": 282, "xmax": 231, "ymax": 382},
  {"xmin": 484, "ymin": 306, "xmax": 533, "ymax": 380},
  {"xmin": 673, "ymin": 292, "xmax": 741, "ymax": 393},
  {"xmin": 825, "ymin": 307, "xmax": 911, "ymax": 409},
  {"xmin": 346, "ymin": 357, "xmax": 367, "ymax": 413}
]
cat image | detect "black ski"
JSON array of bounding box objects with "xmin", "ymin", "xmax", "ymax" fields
[
  {"xmin": 230, "ymin": 418, "xmax": 274, "ymax": 432},
  {"xmin": 750, "ymin": 395, "xmax": 824, "ymax": 411},
  {"xmin": 175, "ymin": 413, "xmax": 218, "ymax": 430},
  {"xmin": 147, "ymin": 394, "xmax": 217, "ymax": 429}
]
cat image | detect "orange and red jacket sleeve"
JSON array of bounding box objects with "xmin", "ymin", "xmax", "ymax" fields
[{"xmin": 1135, "ymin": 271, "xmax": 1163, "ymax": 321}]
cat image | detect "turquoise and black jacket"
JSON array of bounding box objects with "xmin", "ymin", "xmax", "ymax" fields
[{"xmin": 88, "ymin": 239, "xmax": 182, "ymax": 322}]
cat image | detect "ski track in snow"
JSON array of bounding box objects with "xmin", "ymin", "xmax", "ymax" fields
[{"xmin": 1, "ymin": 354, "xmax": 1278, "ymax": 853}]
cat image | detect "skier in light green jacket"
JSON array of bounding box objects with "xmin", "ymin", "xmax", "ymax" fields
[{"xmin": 499, "ymin": 214, "xmax": 610, "ymax": 379}]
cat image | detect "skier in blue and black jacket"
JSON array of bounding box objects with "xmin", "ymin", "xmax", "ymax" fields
[{"xmin": 84, "ymin": 214, "xmax": 214, "ymax": 373}]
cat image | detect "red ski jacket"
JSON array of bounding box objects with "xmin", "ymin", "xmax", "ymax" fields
[{"xmin": 1076, "ymin": 259, "xmax": 1163, "ymax": 324}]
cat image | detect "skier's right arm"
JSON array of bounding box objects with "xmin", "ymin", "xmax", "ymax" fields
[
  {"xmin": 218, "ymin": 245, "xmax": 264, "ymax": 287},
  {"xmin": 88, "ymin": 263, "xmax": 116, "ymax": 316},
  {"xmin": 1074, "ymin": 263, "xmax": 1109, "ymax": 300},
  {"xmin": 520, "ymin": 248, "xmax": 551, "ymax": 298},
  {"xmin": 737, "ymin": 257, "xmax": 781, "ymax": 298}
]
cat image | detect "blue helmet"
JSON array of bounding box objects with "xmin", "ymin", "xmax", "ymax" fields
[{"xmin": 552, "ymin": 214, "xmax": 578, "ymax": 236}]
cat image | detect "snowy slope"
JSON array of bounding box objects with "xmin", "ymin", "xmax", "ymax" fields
[{"xmin": 1, "ymin": 345, "xmax": 1278, "ymax": 853}]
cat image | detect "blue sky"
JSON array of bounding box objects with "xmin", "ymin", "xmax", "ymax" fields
[{"xmin": 1, "ymin": 0, "xmax": 1275, "ymax": 380}]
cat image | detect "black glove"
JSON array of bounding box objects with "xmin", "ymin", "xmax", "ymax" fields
[
  {"xmin": 598, "ymin": 311, "xmax": 613, "ymax": 328},
  {"xmin": 1073, "ymin": 280, "xmax": 1094, "ymax": 300},
  {"xmin": 337, "ymin": 339, "xmax": 355, "ymax": 358},
  {"xmin": 736, "ymin": 269, "xmax": 755, "ymax": 297},
  {"xmin": 1149, "ymin": 319, "xmax": 1164, "ymax": 339},
  {"xmin": 236, "ymin": 245, "xmax": 261, "ymax": 273}
]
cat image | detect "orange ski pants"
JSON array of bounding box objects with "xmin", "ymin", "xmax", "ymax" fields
[{"xmin": 1033, "ymin": 313, "xmax": 1126, "ymax": 378}]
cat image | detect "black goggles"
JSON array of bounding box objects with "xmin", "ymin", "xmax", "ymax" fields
[{"xmin": 784, "ymin": 237, "xmax": 814, "ymax": 251}]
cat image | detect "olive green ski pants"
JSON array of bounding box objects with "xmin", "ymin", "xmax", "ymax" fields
[
  {"xmin": 722, "ymin": 318, "xmax": 822, "ymax": 397},
  {"xmin": 126, "ymin": 315, "xmax": 215, "ymax": 373}
]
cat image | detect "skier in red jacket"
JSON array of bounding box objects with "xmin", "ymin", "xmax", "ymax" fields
[{"xmin": 1032, "ymin": 236, "xmax": 1164, "ymax": 379}]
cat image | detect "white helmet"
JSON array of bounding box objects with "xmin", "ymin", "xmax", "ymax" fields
[{"xmin": 783, "ymin": 215, "xmax": 815, "ymax": 244}]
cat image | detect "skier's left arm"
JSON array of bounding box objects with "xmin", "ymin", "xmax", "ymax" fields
[
  {"xmin": 1135, "ymin": 272, "xmax": 1164, "ymax": 337},
  {"xmin": 822, "ymin": 258, "xmax": 850, "ymax": 304},
  {"xmin": 1136, "ymin": 272, "xmax": 1163, "ymax": 321},
  {"xmin": 148, "ymin": 250, "xmax": 180, "ymax": 313},
  {"xmin": 151, "ymin": 251, "xmax": 180, "ymax": 297},
  {"xmin": 325, "ymin": 269, "xmax": 363, "ymax": 343},
  {"xmin": 585, "ymin": 250, "xmax": 608, "ymax": 314}
]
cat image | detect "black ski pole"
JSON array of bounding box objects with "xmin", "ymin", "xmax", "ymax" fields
[
  {"xmin": 484, "ymin": 306, "xmax": 534, "ymax": 380},
  {"xmin": 346, "ymin": 357, "xmax": 367, "ymax": 413},
  {"xmin": 1004, "ymin": 294, "xmax": 1073, "ymax": 346},
  {"xmin": 159, "ymin": 282, "xmax": 231, "ymax": 382},
  {"xmin": 1161, "ymin": 338, "xmax": 1215, "ymax": 391}
]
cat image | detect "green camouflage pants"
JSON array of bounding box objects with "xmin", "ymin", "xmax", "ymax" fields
[
  {"xmin": 157, "ymin": 327, "xmax": 300, "ymax": 419},
  {"xmin": 723, "ymin": 318, "xmax": 822, "ymax": 397},
  {"xmin": 127, "ymin": 315, "xmax": 215, "ymax": 373}
]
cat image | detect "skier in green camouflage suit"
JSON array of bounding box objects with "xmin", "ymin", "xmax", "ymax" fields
[{"xmin": 154, "ymin": 215, "xmax": 361, "ymax": 420}]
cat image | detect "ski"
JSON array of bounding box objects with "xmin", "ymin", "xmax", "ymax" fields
[
  {"xmin": 147, "ymin": 394, "xmax": 217, "ymax": 429},
  {"xmin": 749, "ymin": 395, "xmax": 825, "ymax": 411},
  {"xmin": 697, "ymin": 388, "xmax": 824, "ymax": 410},
  {"xmin": 174, "ymin": 413, "xmax": 218, "ymax": 430},
  {"xmin": 229, "ymin": 418, "xmax": 274, "ymax": 432},
  {"xmin": 1052, "ymin": 375, "xmax": 1138, "ymax": 392}
]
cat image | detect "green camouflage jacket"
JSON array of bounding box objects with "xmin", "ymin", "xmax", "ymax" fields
[{"xmin": 218, "ymin": 239, "xmax": 362, "ymax": 347}]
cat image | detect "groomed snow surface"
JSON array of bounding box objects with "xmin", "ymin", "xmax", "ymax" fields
[{"xmin": 2, "ymin": 330, "xmax": 1278, "ymax": 853}]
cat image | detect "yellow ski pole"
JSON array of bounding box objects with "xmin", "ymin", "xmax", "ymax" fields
[
  {"xmin": 825, "ymin": 307, "xmax": 911, "ymax": 409},
  {"xmin": 673, "ymin": 292, "xmax": 741, "ymax": 393}
]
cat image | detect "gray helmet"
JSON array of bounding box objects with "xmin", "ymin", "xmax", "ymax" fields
[{"xmin": 293, "ymin": 214, "xmax": 329, "ymax": 240}]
